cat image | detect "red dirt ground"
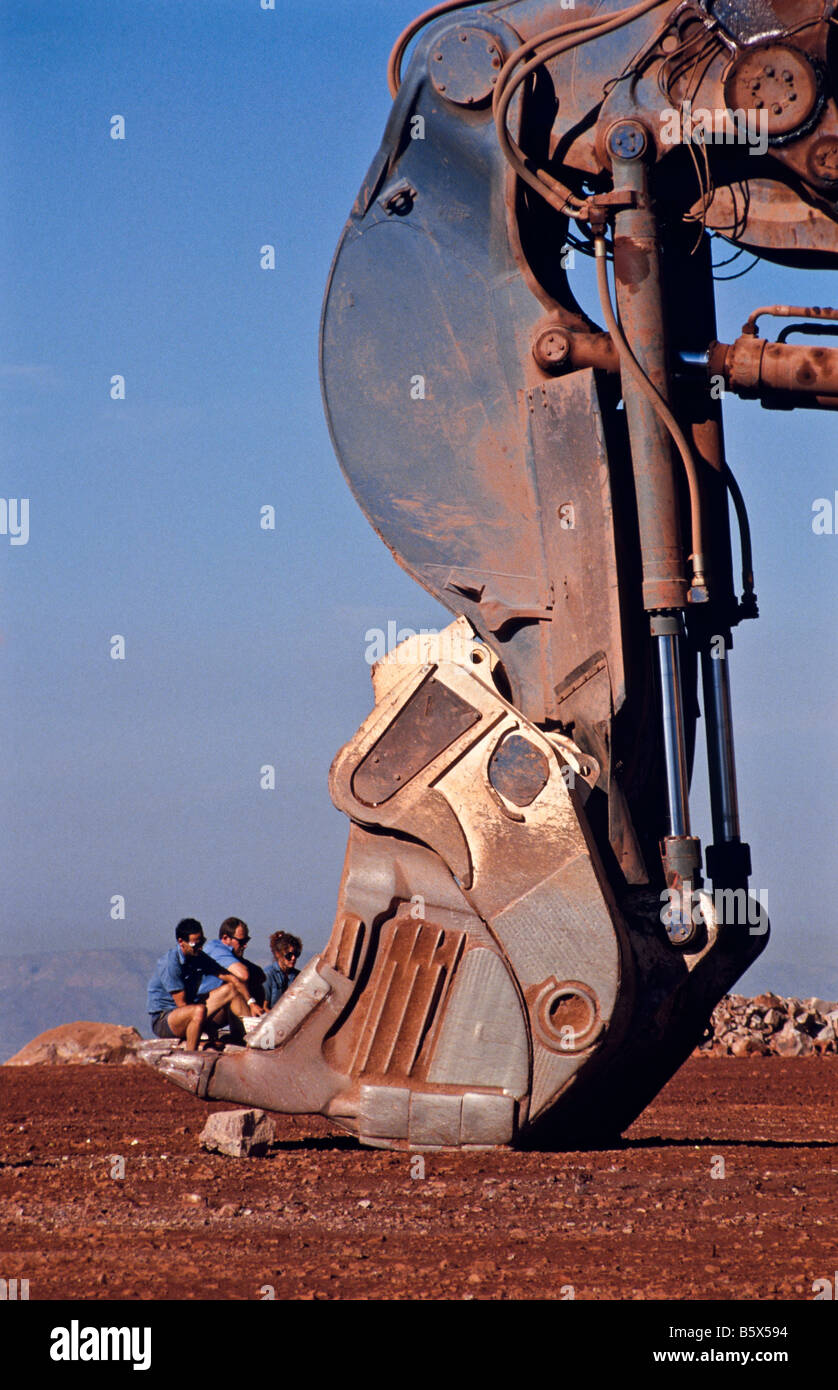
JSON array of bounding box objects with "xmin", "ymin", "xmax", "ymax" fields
[{"xmin": 0, "ymin": 1059, "xmax": 834, "ymax": 1301}]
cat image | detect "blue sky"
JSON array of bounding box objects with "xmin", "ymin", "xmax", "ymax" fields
[{"xmin": 1, "ymin": 0, "xmax": 836, "ymax": 998}]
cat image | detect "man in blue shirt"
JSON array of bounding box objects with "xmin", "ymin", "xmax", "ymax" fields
[
  {"xmin": 146, "ymin": 918, "xmax": 251, "ymax": 1048},
  {"xmin": 264, "ymin": 931, "xmax": 302, "ymax": 1009},
  {"xmin": 199, "ymin": 918, "xmax": 266, "ymax": 1017}
]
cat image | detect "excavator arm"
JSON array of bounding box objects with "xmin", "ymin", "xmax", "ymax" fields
[{"xmin": 144, "ymin": 0, "xmax": 838, "ymax": 1148}]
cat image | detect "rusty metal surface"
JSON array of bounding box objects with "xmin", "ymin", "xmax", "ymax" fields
[
  {"xmin": 487, "ymin": 730, "xmax": 550, "ymax": 806},
  {"xmin": 540, "ymin": 0, "xmax": 838, "ymax": 255},
  {"xmin": 341, "ymin": 917, "xmax": 466, "ymax": 1082},
  {"xmin": 612, "ymin": 152, "xmax": 688, "ymax": 613},
  {"xmin": 521, "ymin": 370, "xmax": 628, "ymax": 729},
  {"xmin": 742, "ymin": 304, "xmax": 838, "ymax": 336},
  {"xmin": 712, "ymin": 333, "xmax": 838, "ymax": 404},
  {"xmin": 429, "ymin": 24, "xmax": 504, "ymax": 106},
  {"xmin": 526, "ymin": 977, "xmax": 603, "ymax": 1054},
  {"xmin": 352, "ymin": 673, "xmax": 481, "ymax": 806},
  {"xmin": 724, "ymin": 41, "xmax": 821, "ymax": 141}
]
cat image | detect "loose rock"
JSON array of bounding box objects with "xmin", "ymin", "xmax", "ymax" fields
[
  {"xmin": 199, "ymin": 1108, "xmax": 275, "ymax": 1158},
  {"xmin": 695, "ymin": 994, "xmax": 837, "ymax": 1058}
]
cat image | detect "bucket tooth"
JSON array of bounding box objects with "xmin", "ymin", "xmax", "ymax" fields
[
  {"xmin": 140, "ymin": 957, "xmax": 354, "ymax": 1115},
  {"xmin": 137, "ymin": 1040, "xmax": 219, "ymax": 1097}
]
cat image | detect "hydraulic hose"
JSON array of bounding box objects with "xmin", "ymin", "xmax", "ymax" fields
[
  {"xmin": 723, "ymin": 461, "xmax": 756, "ymax": 605},
  {"xmin": 492, "ymin": 0, "xmax": 672, "ymax": 219}
]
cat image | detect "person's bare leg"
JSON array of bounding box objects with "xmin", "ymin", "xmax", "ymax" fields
[
  {"xmin": 228, "ymin": 993, "xmax": 250, "ymax": 1022},
  {"xmin": 166, "ymin": 1004, "xmax": 206, "ymax": 1051},
  {"xmin": 203, "ymin": 983, "xmax": 237, "ymax": 1026},
  {"xmin": 200, "ymin": 983, "xmax": 253, "ymax": 1043}
]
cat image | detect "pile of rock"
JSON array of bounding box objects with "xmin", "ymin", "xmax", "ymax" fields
[
  {"xmin": 4, "ymin": 1021, "xmax": 144, "ymax": 1066},
  {"xmin": 697, "ymin": 993, "xmax": 838, "ymax": 1057}
]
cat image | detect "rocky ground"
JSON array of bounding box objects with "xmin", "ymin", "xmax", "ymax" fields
[
  {"xmin": 0, "ymin": 1060, "xmax": 834, "ymax": 1301},
  {"xmin": 698, "ymin": 994, "xmax": 838, "ymax": 1057}
]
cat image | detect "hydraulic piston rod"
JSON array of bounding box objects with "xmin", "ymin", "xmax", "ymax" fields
[
  {"xmin": 700, "ymin": 640, "xmax": 753, "ymax": 889},
  {"xmin": 701, "ymin": 646, "xmax": 740, "ymax": 845},
  {"xmin": 656, "ymin": 623, "xmax": 691, "ymax": 840}
]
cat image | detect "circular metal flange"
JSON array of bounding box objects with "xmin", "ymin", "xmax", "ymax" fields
[
  {"xmin": 724, "ymin": 42, "xmax": 821, "ymax": 143},
  {"xmin": 429, "ymin": 26, "xmax": 504, "ymax": 107},
  {"xmin": 532, "ymin": 326, "xmax": 571, "ymax": 370},
  {"xmin": 606, "ymin": 119, "xmax": 649, "ymax": 162},
  {"xmin": 807, "ymin": 135, "xmax": 838, "ymax": 186},
  {"xmin": 531, "ymin": 977, "xmax": 602, "ymax": 1054}
]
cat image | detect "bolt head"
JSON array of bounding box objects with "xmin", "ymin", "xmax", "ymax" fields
[{"xmin": 663, "ymin": 909, "xmax": 696, "ymax": 946}]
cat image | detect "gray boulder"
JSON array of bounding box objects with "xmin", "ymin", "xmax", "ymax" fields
[{"xmin": 199, "ymin": 1108, "xmax": 275, "ymax": 1158}]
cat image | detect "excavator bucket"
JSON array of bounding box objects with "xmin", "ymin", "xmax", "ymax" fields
[
  {"xmin": 143, "ymin": 620, "xmax": 765, "ymax": 1148},
  {"xmin": 140, "ymin": 0, "xmax": 838, "ymax": 1146}
]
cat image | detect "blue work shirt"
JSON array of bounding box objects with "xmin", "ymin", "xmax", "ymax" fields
[
  {"xmin": 195, "ymin": 938, "xmax": 240, "ymax": 996},
  {"xmin": 146, "ymin": 946, "xmax": 219, "ymax": 1016},
  {"xmin": 264, "ymin": 962, "xmax": 299, "ymax": 1009}
]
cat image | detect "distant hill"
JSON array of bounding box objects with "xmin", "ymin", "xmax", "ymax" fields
[{"xmin": 0, "ymin": 950, "xmax": 159, "ymax": 1063}]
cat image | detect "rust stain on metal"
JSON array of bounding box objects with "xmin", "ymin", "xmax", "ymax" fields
[
  {"xmin": 352, "ymin": 675, "xmax": 481, "ymax": 807},
  {"xmin": 613, "ymin": 235, "xmax": 651, "ymax": 291}
]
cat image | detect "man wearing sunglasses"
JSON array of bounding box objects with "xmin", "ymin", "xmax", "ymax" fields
[
  {"xmin": 198, "ymin": 917, "xmax": 266, "ymax": 1022},
  {"xmin": 264, "ymin": 932, "xmax": 302, "ymax": 1009},
  {"xmin": 146, "ymin": 918, "xmax": 249, "ymax": 1050}
]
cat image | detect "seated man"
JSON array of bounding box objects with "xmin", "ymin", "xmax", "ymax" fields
[
  {"xmin": 264, "ymin": 931, "xmax": 302, "ymax": 1009},
  {"xmin": 146, "ymin": 918, "xmax": 251, "ymax": 1050},
  {"xmin": 221, "ymin": 917, "xmax": 267, "ymax": 1011},
  {"xmin": 199, "ymin": 918, "xmax": 266, "ymax": 1020}
]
